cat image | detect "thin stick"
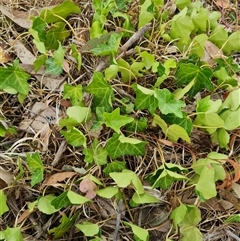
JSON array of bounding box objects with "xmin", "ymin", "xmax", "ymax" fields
[{"xmin": 113, "ymin": 199, "xmax": 123, "ymax": 241}]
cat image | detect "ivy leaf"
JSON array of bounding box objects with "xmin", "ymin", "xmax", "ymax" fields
[
  {"xmin": 2, "ymin": 227, "xmax": 24, "ymax": 241},
  {"xmin": 176, "ymin": 63, "xmax": 214, "ymax": 98},
  {"xmin": 83, "ymin": 139, "xmax": 108, "ymax": 165},
  {"xmin": 31, "ymin": 17, "xmax": 46, "ymax": 42},
  {"xmin": 39, "ymin": 0, "xmax": 81, "ymax": 24},
  {"xmin": 103, "ymin": 108, "xmax": 134, "ymax": 133},
  {"xmin": 63, "ymin": 84, "xmax": 83, "ymax": 106},
  {"xmin": 0, "ymin": 60, "xmax": 30, "ymax": 95},
  {"xmin": 103, "ymin": 160, "xmax": 126, "ymax": 177},
  {"xmin": 154, "ymin": 88, "xmax": 185, "ymax": 118},
  {"xmin": 106, "ymin": 134, "xmax": 146, "ymax": 159},
  {"xmin": 162, "ymin": 113, "xmax": 193, "ymax": 135},
  {"xmin": 123, "ymin": 222, "xmax": 149, "ymax": 241},
  {"xmin": 223, "ymin": 30, "xmax": 240, "ymax": 54},
  {"xmin": 61, "ymin": 127, "xmax": 86, "ymax": 147},
  {"xmin": 0, "ymin": 190, "xmax": 9, "ymax": 216},
  {"xmin": 49, "ymin": 213, "xmax": 78, "ymax": 239},
  {"xmin": 84, "ymin": 72, "xmax": 113, "ymax": 112},
  {"xmin": 138, "ymin": 0, "xmax": 154, "ymax": 28},
  {"xmin": 26, "ymin": 152, "xmax": 44, "ymax": 187},
  {"xmin": 38, "ymin": 194, "xmax": 59, "ymax": 214},
  {"xmin": 132, "ymin": 83, "xmax": 158, "ymax": 114},
  {"xmin": 170, "ymin": 14, "xmax": 194, "ymax": 45},
  {"xmin": 45, "ymin": 22, "xmax": 70, "ymax": 50},
  {"xmin": 45, "ymin": 58, "xmax": 62, "ymax": 75},
  {"xmin": 91, "ymin": 32, "xmax": 122, "ymax": 56},
  {"xmin": 75, "ymin": 222, "xmax": 99, "ymax": 237},
  {"xmin": 53, "ymin": 42, "xmax": 65, "ymax": 67}
]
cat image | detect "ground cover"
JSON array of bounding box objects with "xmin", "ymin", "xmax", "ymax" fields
[{"xmin": 0, "ymin": 0, "xmax": 240, "ymax": 240}]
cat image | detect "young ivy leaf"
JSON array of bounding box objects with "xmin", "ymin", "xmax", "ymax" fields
[
  {"xmin": 60, "ymin": 127, "xmax": 86, "ymax": 147},
  {"xmin": 53, "ymin": 42, "xmax": 65, "ymax": 67},
  {"xmin": 103, "ymin": 160, "xmax": 126, "ymax": 177},
  {"xmin": 103, "ymin": 107, "xmax": 134, "ymax": 134},
  {"xmin": 176, "ymin": 63, "xmax": 214, "ymax": 98},
  {"xmin": 63, "ymin": 84, "xmax": 83, "ymax": 106},
  {"xmin": 45, "ymin": 58, "xmax": 62, "ymax": 75},
  {"xmin": 154, "ymin": 88, "xmax": 185, "ymax": 118},
  {"xmin": 83, "ymin": 139, "xmax": 108, "ymax": 165},
  {"xmin": 106, "ymin": 134, "xmax": 146, "ymax": 159},
  {"xmin": 84, "ymin": 72, "xmax": 114, "ymax": 112},
  {"xmin": 0, "ymin": 60, "xmax": 30, "ymax": 96},
  {"xmin": 26, "ymin": 152, "xmax": 44, "ymax": 187}
]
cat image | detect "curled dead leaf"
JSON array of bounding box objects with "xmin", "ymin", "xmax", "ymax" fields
[{"xmin": 43, "ymin": 172, "xmax": 77, "ymax": 185}]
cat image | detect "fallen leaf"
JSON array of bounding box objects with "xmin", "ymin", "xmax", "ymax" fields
[
  {"xmin": 214, "ymin": 0, "xmax": 231, "ymax": 9},
  {"xmin": 0, "ymin": 5, "xmax": 36, "ymax": 29},
  {"xmin": 205, "ymin": 41, "xmax": 223, "ymax": 59},
  {"xmin": 38, "ymin": 123, "xmax": 52, "ymax": 152},
  {"xmin": 79, "ymin": 176, "xmax": 97, "ymax": 199},
  {"xmin": 17, "ymin": 209, "xmax": 33, "ymax": 224},
  {"xmin": 43, "ymin": 172, "xmax": 77, "ymax": 185},
  {"xmin": 0, "ymin": 167, "xmax": 13, "ymax": 185},
  {"xmin": 13, "ymin": 40, "xmax": 36, "ymax": 65},
  {"xmin": 0, "ymin": 43, "xmax": 12, "ymax": 63},
  {"xmin": 19, "ymin": 101, "xmax": 62, "ymax": 134}
]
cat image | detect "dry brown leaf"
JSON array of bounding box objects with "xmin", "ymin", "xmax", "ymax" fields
[
  {"xmin": 0, "ymin": 167, "xmax": 13, "ymax": 185},
  {"xmin": 0, "ymin": 43, "xmax": 12, "ymax": 63},
  {"xmin": 43, "ymin": 172, "xmax": 77, "ymax": 185},
  {"xmin": 205, "ymin": 41, "xmax": 223, "ymax": 59},
  {"xmin": 0, "ymin": 5, "xmax": 35, "ymax": 29},
  {"xmin": 13, "ymin": 40, "xmax": 36, "ymax": 65},
  {"xmin": 37, "ymin": 123, "xmax": 52, "ymax": 152},
  {"xmin": 19, "ymin": 101, "xmax": 62, "ymax": 134},
  {"xmin": 215, "ymin": 0, "xmax": 231, "ymax": 9},
  {"xmin": 232, "ymin": 183, "xmax": 240, "ymax": 199},
  {"xmin": 17, "ymin": 209, "xmax": 33, "ymax": 224},
  {"xmin": 19, "ymin": 64, "xmax": 66, "ymax": 90}
]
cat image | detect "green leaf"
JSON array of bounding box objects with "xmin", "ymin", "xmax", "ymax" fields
[
  {"xmin": 84, "ymin": 72, "xmax": 114, "ymax": 112},
  {"xmin": 67, "ymin": 190, "xmax": 90, "ymax": 204},
  {"xmin": 170, "ymin": 203, "xmax": 187, "ymax": 227},
  {"xmin": 220, "ymin": 108, "xmax": 240, "ymax": 131},
  {"xmin": 105, "ymin": 64, "xmax": 119, "ymax": 80},
  {"xmin": 3, "ymin": 227, "xmax": 24, "ymax": 241},
  {"xmin": 39, "ymin": 0, "xmax": 81, "ymax": 24},
  {"xmin": 49, "ymin": 213, "xmax": 78, "ymax": 239},
  {"xmin": 130, "ymin": 192, "xmax": 158, "ymax": 206},
  {"xmin": 223, "ymin": 30, "xmax": 240, "ymax": 54},
  {"xmin": 192, "ymin": 160, "xmax": 217, "ymax": 200},
  {"xmin": 38, "ymin": 194, "xmax": 59, "ymax": 214},
  {"xmin": 96, "ymin": 186, "xmax": 119, "ymax": 198},
  {"xmin": 181, "ymin": 226, "xmax": 202, "ymax": 241},
  {"xmin": 26, "ymin": 152, "xmax": 44, "ymax": 187},
  {"xmin": 225, "ymin": 214, "xmax": 240, "ymax": 223},
  {"xmin": 219, "ymin": 88, "xmax": 240, "ymax": 112},
  {"xmin": 132, "ymin": 83, "xmax": 158, "ymax": 114},
  {"xmin": 139, "ymin": 51, "xmax": 155, "ymax": 70},
  {"xmin": 209, "ymin": 25, "xmax": 228, "ymax": 48},
  {"xmin": 71, "ymin": 44, "xmax": 82, "ymax": 71},
  {"xmin": 31, "ymin": 17, "xmax": 46, "ymax": 43},
  {"xmin": 154, "ymin": 88, "xmax": 185, "ymax": 118},
  {"xmin": 45, "ymin": 22, "xmax": 70, "ymax": 50},
  {"xmin": 29, "ymin": 28, "xmax": 46, "ymax": 54},
  {"xmin": 54, "ymin": 42, "xmax": 65, "ymax": 67},
  {"xmin": 106, "ymin": 133, "xmax": 146, "ymax": 158},
  {"xmin": 103, "ymin": 108, "xmax": 134, "ymax": 133},
  {"xmin": 109, "ymin": 169, "xmax": 134, "ymax": 188},
  {"xmin": 167, "ymin": 124, "xmax": 190, "ymax": 143},
  {"xmin": 170, "ymin": 14, "xmax": 194, "ymax": 45},
  {"xmin": 51, "ymin": 191, "xmax": 71, "ymax": 209},
  {"xmin": 83, "ymin": 139, "xmax": 108, "ymax": 165},
  {"xmin": 45, "ymin": 58, "xmax": 62, "ymax": 75},
  {"xmin": 34, "ymin": 54, "xmax": 47, "ymax": 72},
  {"xmin": 215, "ymin": 128, "xmax": 230, "ymax": 148},
  {"xmin": 190, "ymin": 34, "xmax": 208, "ymax": 57},
  {"xmin": 91, "ymin": 32, "xmax": 122, "ymax": 56},
  {"xmin": 176, "ymin": 63, "xmax": 214, "ymax": 98},
  {"xmin": 0, "ymin": 60, "xmax": 30, "ymax": 96},
  {"xmin": 103, "ymin": 160, "xmax": 126, "ymax": 177},
  {"xmin": 63, "ymin": 84, "xmax": 83, "ymax": 106},
  {"xmin": 162, "ymin": 113, "xmax": 193, "ymax": 135},
  {"xmin": 76, "ymin": 222, "xmax": 99, "ymax": 237},
  {"xmin": 192, "ymin": 8, "xmax": 209, "ymax": 32},
  {"xmin": 138, "ymin": 0, "xmax": 154, "ymax": 28},
  {"xmin": 125, "ymin": 117, "xmax": 148, "ymax": 132},
  {"xmin": 61, "ymin": 127, "xmax": 86, "ymax": 147},
  {"xmin": 0, "ymin": 190, "xmax": 9, "ymax": 216},
  {"xmin": 123, "ymin": 222, "xmax": 149, "ymax": 241}
]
